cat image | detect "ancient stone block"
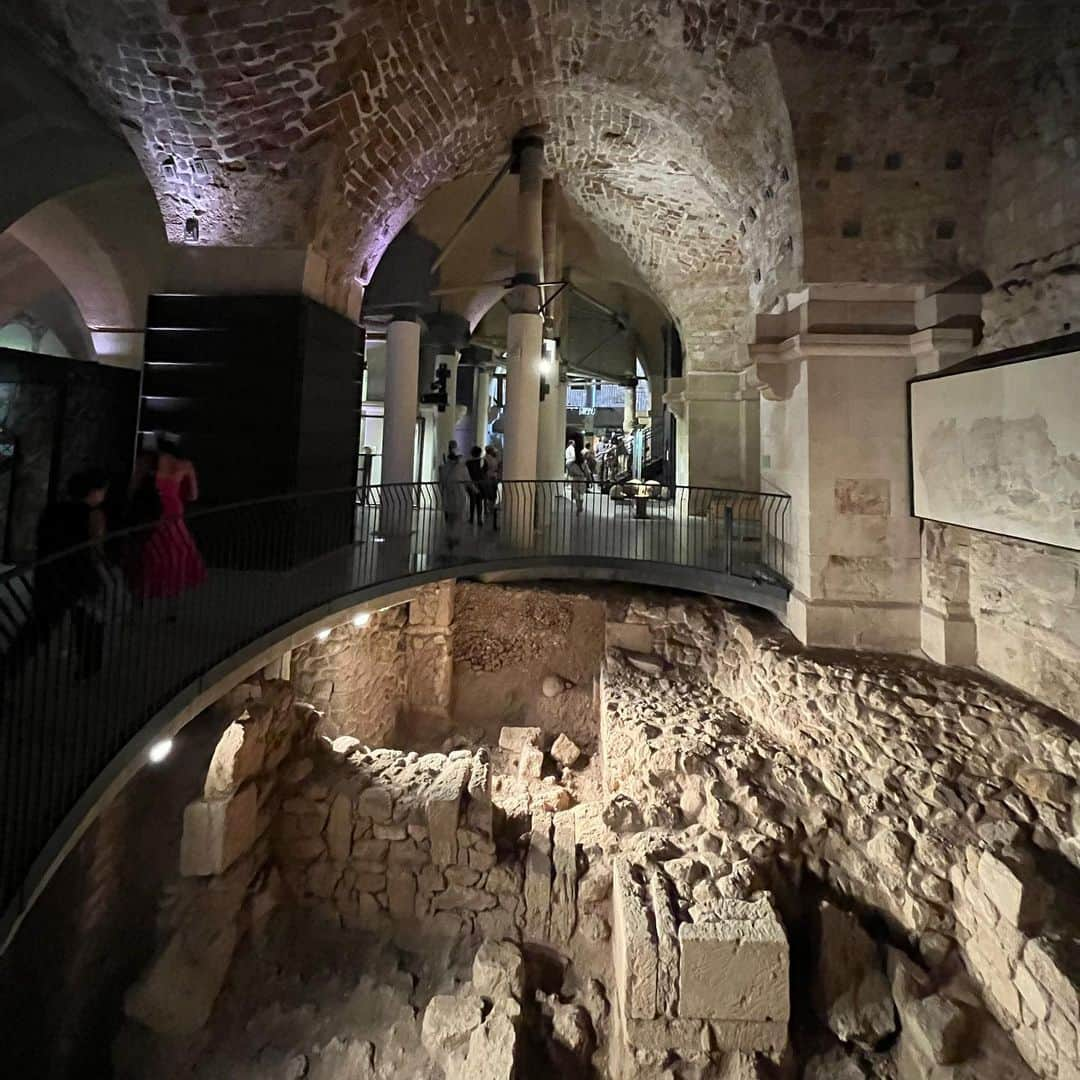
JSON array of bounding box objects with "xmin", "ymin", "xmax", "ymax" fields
[
  {"xmin": 678, "ymin": 912, "xmax": 789, "ymax": 1023},
  {"xmin": 387, "ymin": 867, "xmax": 417, "ymax": 919},
  {"xmin": 816, "ymin": 901, "xmax": 895, "ymax": 1049},
  {"xmin": 524, "ymin": 811, "xmax": 553, "ymax": 942},
  {"xmin": 421, "ymin": 989, "xmax": 485, "ymax": 1069},
  {"xmin": 498, "ymin": 726, "xmax": 541, "ymax": 752},
  {"xmin": 180, "ymin": 783, "xmax": 258, "ymax": 877},
  {"xmin": 650, "ymin": 870, "xmax": 680, "ymax": 1017},
  {"xmin": 977, "ymin": 850, "xmax": 1048, "ymax": 930},
  {"xmin": 203, "ymin": 716, "xmax": 266, "ymax": 798},
  {"xmin": 612, "ymin": 858, "xmax": 657, "ymax": 1020},
  {"xmin": 460, "ymin": 1009, "xmax": 517, "ymax": 1080},
  {"xmin": 518, "ymin": 743, "xmax": 543, "ymax": 779},
  {"xmin": 434, "ymin": 885, "xmax": 496, "ymax": 911},
  {"xmin": 325, "ymin": 793, "xmax": 352, "ymax": 861},
  {"xmin": 550, "ymin": 810, "xmax": 577, "ymax": 944},
  {"xmin": 605, "ymin": 621, "xmax": 654, "ymax": 654},
  {"xmin": 356, "ymin": 785, "xmax": 392, "ymax": 823},
  {"xmin": 551, "ymin": 733, "xmax": 582, "ymax": 768},
  {"xmin": 904, "ymin": 993, "xmax": 970, "ymax": 1064},
  {"xmin": 427, "ymin": 759, "xmax": 470, "ymax": 866},
  {"xmin": 473, "ymin": 939, "xmax": 525, "ymax": 1001},
  {"xmin": 466, "ymin": 752, "xmax": 494, "ymax": 839}
]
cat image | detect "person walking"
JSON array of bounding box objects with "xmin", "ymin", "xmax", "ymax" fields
[
  {"xmin": 26, "ymin": 469, "xmax": 111, "ymax": 678},
  {"xmin": 566, "ymin": 448, "xmax": 588, "ymax": 514},
  {"xmin": 465, "ymin": 445, "xmax": 486, "ymax": 525},
  {"xmin": 129, "ymin": 434, "xmax": 206, "ymax": 603},
  {"xmin": 437, "ymin": 446, "xmax": 469, "ymax": 551},
  {"xmin": 482, "ymin": 445, "xmax": 501, "ymax": 531}
]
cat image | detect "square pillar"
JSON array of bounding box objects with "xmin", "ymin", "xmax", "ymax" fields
[
  {"xmin": 750, "ymin": 285, "xmax": 976, "ymax": 653},
  {"xmin": 664, "ymin": 370, "xmax": 760, "ymax": 491}
]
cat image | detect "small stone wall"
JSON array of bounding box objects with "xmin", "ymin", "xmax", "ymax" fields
[
  {"xmin": 601, "ymin": 589, "xmax": 1080, "ymax": 1079},
  {"xmin": 272, "ymin": 739, "xmax": 510, "ymax": 940}
]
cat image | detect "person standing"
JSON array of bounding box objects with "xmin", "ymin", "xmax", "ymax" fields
[{"xmin": 465, "ymin": 446, "xmax": 486, "ymax": 526}]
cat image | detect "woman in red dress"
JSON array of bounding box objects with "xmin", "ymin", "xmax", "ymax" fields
[{"xmin": 131, "ymin": 436, "xmax": 206, "ymax": 599}]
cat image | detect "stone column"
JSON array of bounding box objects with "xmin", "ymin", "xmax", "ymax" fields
[
  {"xmin": 537, "ymin": 349, "xmax": 567, "ymax": 525},
  {"xmin": 623, "ymin": 385, "xmax": 637, "ymax": 434},
  {"xmin": 382, "ymin": 317, "xmax": 420, "ymax": 534},
  {"xmin": 435, "ymin": 350, "xmax": 460, "ymax": 464},
  {"xmin": 749, "ymin": 284, "xmax": 977, "ymax": 652},
  {"xmin": 536, "ymin": 177, "xmax": 565, "ymax": 524},
  {"xmin": 502, "ymin": 130, "xmax": 545, "ymax": 544},
  {"xmin": 473, "ymin": 365, "xmax": 492, "ymax": 448}
]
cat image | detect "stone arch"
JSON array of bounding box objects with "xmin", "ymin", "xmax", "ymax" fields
[
  {"xmin": 7, "ymin": 176, "xmax": 167, "ymax": 366},
  {"xmin": 313, "ymin": 50, "xmax": 800, "ymax": 373}
]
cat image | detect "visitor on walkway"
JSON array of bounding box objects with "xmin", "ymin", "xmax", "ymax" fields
[
  {"xmin": 565, "ymin": 438, "xmax": 577, "ymax": 469},
  {"xmin": 482, "ymin": 445, "xmax": 501, "ymax": 531},
  {"xmin": 567, "ymin": 449, "xmax": 588, "ymax": 514},
  {"xmin": 438, "ymin": 446, "xmax": 469, "ymax": 551},
  {"xmin": 465, "ymin": 446, "xmax": 486, "ymax": 525},
  {"xmin": 128, "ymin": 434, "xmax": 206, "ymax": 604},
  {"xmin": 583, "ymin": 442, "xmax": 598, "ymax": 485},
  {"xmin": 23, "ymin": 469, "xmax": 111, "ymax": 679}
]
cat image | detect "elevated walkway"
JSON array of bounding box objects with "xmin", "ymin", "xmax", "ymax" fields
[{"xmin": 0, "ymin": 480, "xmax": 789, "ymax": 950}]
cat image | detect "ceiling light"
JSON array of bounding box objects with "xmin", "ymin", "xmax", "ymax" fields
[
  {"xmin": 148, "ymin": 738, "xmax": 173, "ymax": 764},
  {"xmin": 315, "ymin": 628, "xmax": 332, "ymax": 642},
  {"xmin": 352, "ymin": 611, "xmax": 372, "ymax": 628}
]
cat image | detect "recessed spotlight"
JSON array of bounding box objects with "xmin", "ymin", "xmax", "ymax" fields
[
  {"xmin": 315, "ymin": 628, "xmax": 332, "ymax": 642},
  {"xmin": 148, "ymin": 738, "xmax": 173, "ymax": 764},
  {"xmin": 352, "ymin": 612, "xmax": 372, "ymax": 628},
  {"xmin": 373, "ymin": 535, "xmax": 386, "ymax": 543}
]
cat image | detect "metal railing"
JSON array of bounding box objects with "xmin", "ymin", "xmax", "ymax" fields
[{"xmin": 0, "ymin": 480, "xmax": 789, "ymax": 942}]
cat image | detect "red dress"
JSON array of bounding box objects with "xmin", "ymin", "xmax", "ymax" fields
[{"xmin": 134, "ymin": 474, "xmax": 207, "ymax": 598}]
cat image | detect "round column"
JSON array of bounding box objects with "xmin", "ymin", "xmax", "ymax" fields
[
  {"xmin": 623, "ymin": 384, "xmax": 637, "ymax": 434},
  {"xmin": 381, "ymin": 318, "xmax": 420, "ymax": 534},
  {"xmin": 502, "ymin": 130, "xmax": 546, "ymax": 544},
  {"xmin": 473, "ymin": 365, "xmax": 492, "ymax": 449}
]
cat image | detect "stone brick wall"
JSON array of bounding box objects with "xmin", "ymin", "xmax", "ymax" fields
[
  {"xmin": 288, "ymin": 583, "xmax": 454, "ymax": 742},
  {"xmin": 601, "ymin": 590, "xmax": 1080, "ymax": 1078},
  {"xmin": 918, "ymin": 2, "xmax": 1080, "ymax": 724},
  {"xmin": 273, "ymin": 741, "xmax": 508, "ymax": 940}
]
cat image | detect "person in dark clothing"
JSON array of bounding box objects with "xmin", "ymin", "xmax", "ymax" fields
[
  {"xmin": 465, "ymin": 445, "xmax": 486, "ymax": 525},
  {"xmin": 29, "ymin": 469, "xmax": 110, "ymax": 678}
]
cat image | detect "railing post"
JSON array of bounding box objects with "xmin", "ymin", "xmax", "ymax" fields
[{"xmin": 724, "ymin": 504, "xmax": 734, "ymax": 574}]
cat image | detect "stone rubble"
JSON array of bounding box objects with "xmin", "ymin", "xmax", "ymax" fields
[{"xmin": 119, "ymin": 584, "xmax": 1080, "ymax": 1080}]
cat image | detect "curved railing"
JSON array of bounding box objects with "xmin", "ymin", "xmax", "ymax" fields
[{"xmin": 0, "ymin": 479, "xmax": 789, "ymax": 945}]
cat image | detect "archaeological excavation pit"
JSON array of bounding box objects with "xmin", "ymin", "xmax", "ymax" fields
[{"xmin": 9, "ymin": 581, "xmax": 1078, "ymax": 1079}]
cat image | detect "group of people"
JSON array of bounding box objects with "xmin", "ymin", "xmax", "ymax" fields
[
  {"xmin": 437, "ymin": 441, "xmax": 502, "ymax": 549},
  {"xmin": 17, "ymin": 435, "xmax": 206, "ymax": 680}
]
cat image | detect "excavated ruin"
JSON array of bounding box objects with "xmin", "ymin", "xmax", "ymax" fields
[{"xmin": 114, "ymin": 583, "xmax": 1080, "ymax": 1079}]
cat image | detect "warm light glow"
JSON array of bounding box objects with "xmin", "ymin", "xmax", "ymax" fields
[
  {"xmin": 148, "ymin": 738, "xmax": 173, "ymax": 764},
  {"xmin": 352, "ymin": 611, "xmax": 372, "ymax": 628},
  {"xmin": 315, "ymin": 627, "xmax": 332, "ymax": 642}
]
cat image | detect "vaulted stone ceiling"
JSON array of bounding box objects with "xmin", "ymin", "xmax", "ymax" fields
[{"xmin": 5, "ymin": 0, "xmax": 1074, "ymax": 371}]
